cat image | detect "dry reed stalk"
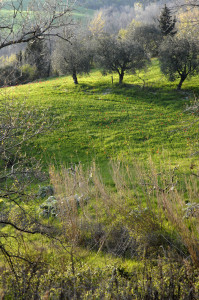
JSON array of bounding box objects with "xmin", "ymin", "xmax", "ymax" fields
[{"xmin": 158, "ymin": 188, "xmax": 199, "ymax": 266}]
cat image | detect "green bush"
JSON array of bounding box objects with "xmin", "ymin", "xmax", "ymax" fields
[
  {"xmin": 20, "ymin": 64, "xmax": 37, "ymax": 82},
  {"xmin": 0, "ymin": 65, "xmax": 21, "ymax": 86},
  {"xmin": 0, "ymin": 63, "xmax": 37, "ymax": 87}
]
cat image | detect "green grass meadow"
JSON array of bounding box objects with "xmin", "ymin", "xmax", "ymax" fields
[
  {"xmin": 1, "ymin": 56, "xmax": 199, "ymax": 299},
  {"xmin": 3, "ymin": 59, "xmax": 198, "ymax": 179}
]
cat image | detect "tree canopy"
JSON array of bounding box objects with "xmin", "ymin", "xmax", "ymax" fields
[
  {"xmin": 158, "ymin": 4, "xmax": 177, "ymax": 36},
  {"xmin": 127, "ymin": 23, "xmax": 162, "ymax": 57},
  {"xmin": 159, "ymin": 36, "xmax": 199, "ymax": 89},
  {"xmin": 53, "ymin": 35, "xmax": 93, "ymax": 84},
  {"xmin": 24, "ymin": 37, "xmax": 50, "ymax": 78},
  {"xmin": 95, "ymin": 34, "xmax": 149, "ymax": 84}
]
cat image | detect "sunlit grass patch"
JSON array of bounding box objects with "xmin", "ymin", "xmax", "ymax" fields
[{"xmin": 1, "ymin": 59, "xmax": 198, "ymax": 177}]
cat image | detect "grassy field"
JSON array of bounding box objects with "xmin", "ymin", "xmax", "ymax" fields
[
  {"xmin": 0, "ymin": 3, "xmax": 93, "ymax": 34},
  {"xmin": 1, "ymin": 59, "xmax": 199, "ymax": 299},
  {"xmin": 3, "ymin": 59, "xmax": 198, "ymax": 179}
]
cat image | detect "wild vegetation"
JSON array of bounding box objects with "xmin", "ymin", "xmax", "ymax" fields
[{"xmin": 0, "ymin": 0, "xmax": 199, "ymax": 299}]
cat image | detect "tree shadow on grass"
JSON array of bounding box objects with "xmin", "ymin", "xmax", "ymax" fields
[{"xmin": 79, "ymin": 81, "xmax": 198, "ymax": 111}]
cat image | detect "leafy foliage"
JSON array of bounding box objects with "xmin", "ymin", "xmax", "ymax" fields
[
  {"xmin": 37, "ymin": 185, "xmax": 54, "ymax": 198},
  {"xmin": 95, "ymin": 34, "xmax": 149, "ymax": 84},
  {"xmin": 24, "ymin": 37, "xmax": 50, "ymax": 78},
  {"xmin": 127, "ymin": 23, "xmax": 162, "ymax": 57},
  {"xmin": 40, "ymin": 196, "xmax": 57, "ymax": 218},
  {"xmin": 53, "ymin": 35, "xmax": 93, "ymax": 84},
  {"xmin": 158, "ymin": 4, "xmax": 177, "ymax": 37},
  {"xmin": 159, "ymin": 37, "xmax": 199, "ymax": 89}
]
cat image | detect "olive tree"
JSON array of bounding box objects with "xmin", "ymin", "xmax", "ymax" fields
[
  {"xmin": 159, "ymin": 37, "xmax": 199, "ymax": 90},
  {"xmin": 52, "ymin": 35, "xmax": 93, "ymax": 84},
  {"xmin": 95, "ymin": 34, "xmax": 149, "ymax": 84},
  {"xmin": 127, "ymin": 24, "xmax": 162, "ymax": 57}
]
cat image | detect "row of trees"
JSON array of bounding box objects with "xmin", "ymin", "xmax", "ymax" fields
[
  {"xmin": 52, "ymin": 5, "xmax": 199, "ymax": 89},
  {"xmin": 0, "ymin": 3, "xmax": 198, "ymax": 90}
]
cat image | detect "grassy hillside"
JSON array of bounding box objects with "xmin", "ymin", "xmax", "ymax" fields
[
  {"xmin": 1, "ymin": 59, "xmax": 199, "ymax": 299},
  {"xmin": 0, "ymin": 2, "xmax": 93, "ymax": 34},
  {"xmin": 0, "ymin": 6, "xmax": 93, "ymax": 21},
  {"xmin": 4, "ymin": 59, "xmax": 198, "ymax": 177}
]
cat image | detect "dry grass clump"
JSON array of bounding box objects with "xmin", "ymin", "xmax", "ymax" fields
[
  {"xmin": 49, "ymin": 161, "xmax": 176, "ymax": 259},
  {"xmin": 1, "ymin": 160, "xmax": 199, "ymax": 298},
  {"xmin": 50, "ymin": 158, "xmax": 199, "ymax": 265},
  {"xmin": 136, "ymin": 158, "xmax": 199, "ymax": 266},
  {"xmin": 49, "ymin": 163, "xmax": 92, "ymax": 245},
  {"xmin": 157, "ymin": 178, "xmax": 199, "ymax": 267}
]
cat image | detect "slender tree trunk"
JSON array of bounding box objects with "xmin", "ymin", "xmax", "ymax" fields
[
  {"xmin": 177, "ymin": 74, "xmax": 186, "ymax": 90},
  {"xmin": 72, "ymin": 70, "xmax": 78, "ymax": 84},
  {"xmin": 119, "ymin": 71, "xmax": 124, "ymax": 84},
  {"xmin": 47, "ymin": 60, "xmax": 51, "ymax": 78},
  {"xmin": 47, "ymin": 38, "xmax": 52, "ymax": 77}
]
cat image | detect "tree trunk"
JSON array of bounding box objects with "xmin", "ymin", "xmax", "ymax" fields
[
  {"xmin": 119, "ymin": 71, "xmax": 124, "ymax": 84},
  {"xmin": 177, "ymin": 74, "xmax": 186, "ymax": 90},
  {"xmin": 47, "ymin": 60, "xmax": 51, "ymax": 78},
  {"xmin": 72, "ymin": 70, "xmax": 78, "ymax": 84}
]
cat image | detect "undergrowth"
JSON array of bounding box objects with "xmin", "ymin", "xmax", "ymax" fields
[{"xmin": 1, "ymin": 159, "xmax": 199, "ymax": 299}]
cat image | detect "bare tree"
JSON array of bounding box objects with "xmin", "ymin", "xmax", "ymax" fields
[
  {"xmin": 0, "ymin": 97, "xmax": 51, "ymax": 184},
  {"xmin": 0, "ymin": 0, "xmax": 76, "ymax": 293},
  {"xmin": 90, "ymin": 6, "xmax": 136, "ymax": 35},
  {"xmin": 0, "ymin": 0, "xmax": 75, "ymax": 50}
]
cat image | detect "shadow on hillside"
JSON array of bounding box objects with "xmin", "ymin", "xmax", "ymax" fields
[{"xmin": 79, "ymin": 82, "xmax": 198, "ymax": 110}]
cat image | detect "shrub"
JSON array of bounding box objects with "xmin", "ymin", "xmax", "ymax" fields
[
  {"xmin": 20, "ymin": 64, "xmax": 37, "ymax": 82},
  {"xmin": 0, "ymin": 65, "xmax": 21, "ymax": 86},
  {"xmin": 40, "ymin": 196, "xmax": 57, "ymax": 218},
  {"xmin": 0, "ymin": 63, "xmax": 37, "ymax": 87},
  {"xmin": 2, "ymin": 258, "xmax": 199, "ymax": 299},
  {"xmin": 37, "ymin": 185, "xmax": 54, "ymax": 199}
]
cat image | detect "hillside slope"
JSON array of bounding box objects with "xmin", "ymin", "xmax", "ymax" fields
[{"xmin": 4, "ymin": 59, "xmax": 198, "ymax": 176}]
